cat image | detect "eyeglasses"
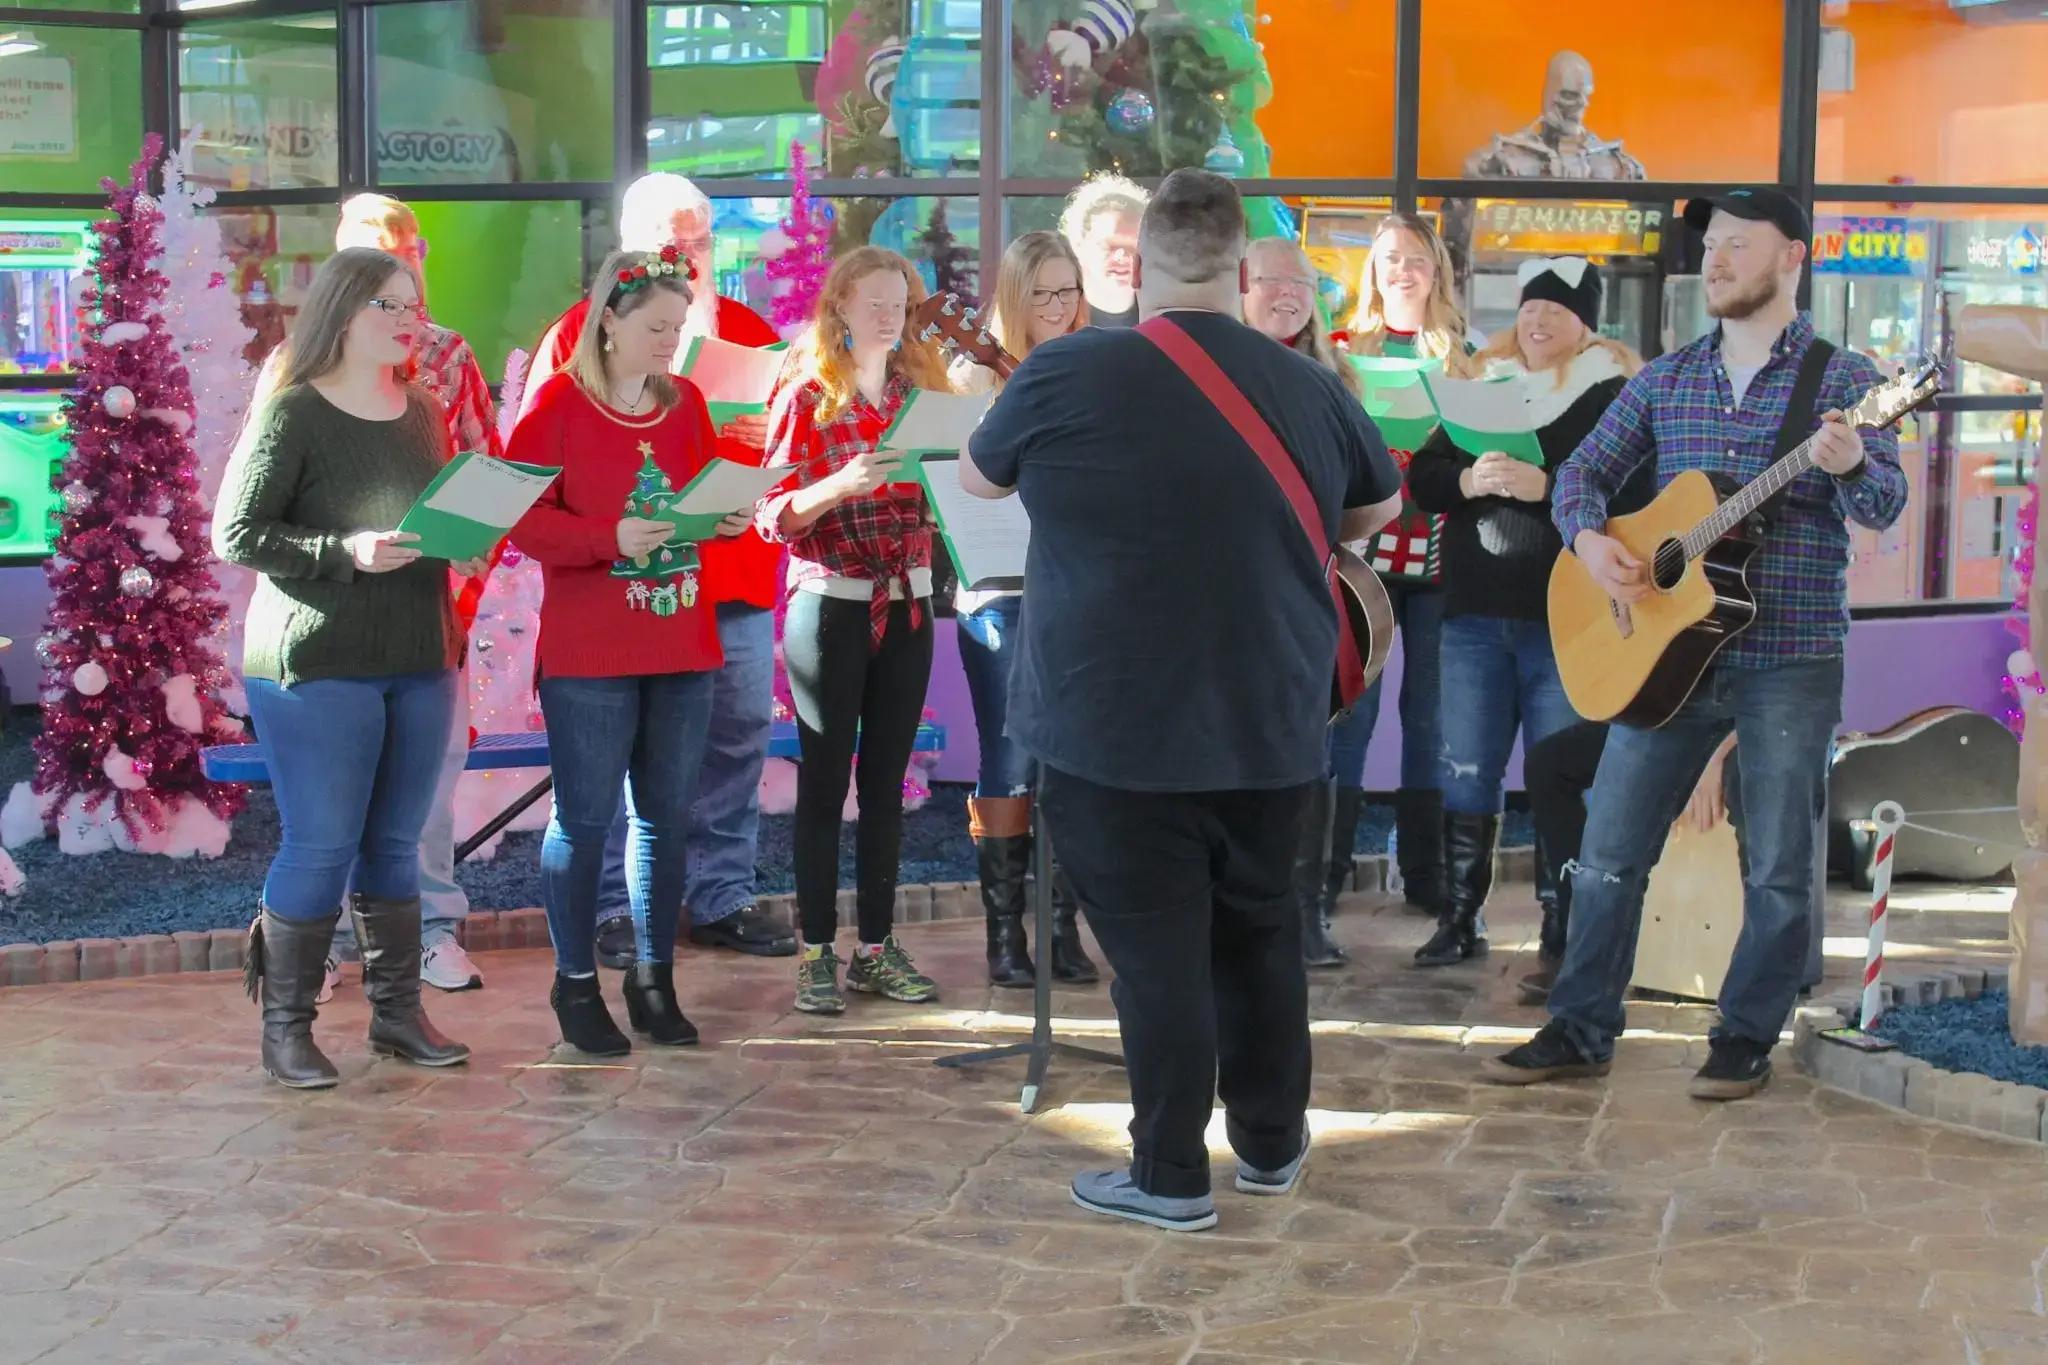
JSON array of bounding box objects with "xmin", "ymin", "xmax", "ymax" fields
[
  {"xmin": 366, "ymin": 297, "xmax": 429, "ymax": 320},
  {"xmin": 671, "ymin": 235, "xmax": 713, "ymax": 255},
  {"xmin": 1028, "ymin": 286, "xmax": 1081, "ymax": 308},
  {"xmin": 1249, "ymin": 274, "xmax": 1317, "ymax": 293}
]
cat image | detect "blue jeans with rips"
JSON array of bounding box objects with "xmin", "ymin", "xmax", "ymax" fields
[{"xmin": 1547, "ymin": 658, "xmax": 1843, "ymax": 1060}]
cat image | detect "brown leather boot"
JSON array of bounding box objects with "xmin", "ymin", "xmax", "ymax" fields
[
  {"xmin": 351, "ymin": 894, "xmax": 470, "ymax": 1067},
  {"xmin": 246, "ymin": 907, "xmax": 341, "ymax": 1090}
]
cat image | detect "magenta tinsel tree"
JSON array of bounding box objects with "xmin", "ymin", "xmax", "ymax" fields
[
  {"xmin": 765, "ymin": 139, "xmax": 834, "ymax": 333},
  {"xmin": 17, "ymin": 135, "xmax": 246, "ymax": 857}
]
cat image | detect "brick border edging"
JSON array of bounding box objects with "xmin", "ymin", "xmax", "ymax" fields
[
  {"xmin": 1791, "ymin": 964, "xmax": 2048, "ymax": 1146},
  {"xmin": 0, "ymin": 846, "xmax": 1538, "ymax": 991}
]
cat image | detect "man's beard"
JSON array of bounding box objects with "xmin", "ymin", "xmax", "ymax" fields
[{"xmin": 1706, "ymin": 271, "xmax": 1780, "ymax": 321}]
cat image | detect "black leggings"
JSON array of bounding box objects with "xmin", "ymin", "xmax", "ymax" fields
[{"xmin": 782, "ymin": 592, "xmax": 934, "ymax": 945}]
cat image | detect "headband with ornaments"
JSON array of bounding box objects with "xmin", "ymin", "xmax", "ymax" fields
[{"xmin": 611, "ymin": 245, "xmax": 697, "ymax": 301}]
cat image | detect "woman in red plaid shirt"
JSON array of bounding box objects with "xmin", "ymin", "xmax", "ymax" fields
[{"xmin": 760, "ymin": 247, "xmax": 954, "ymax": 1016}]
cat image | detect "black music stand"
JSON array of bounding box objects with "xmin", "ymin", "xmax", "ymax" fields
[{"xmin": 932, "ymin": 814, "xmax": 1123, "ymax": 1113}]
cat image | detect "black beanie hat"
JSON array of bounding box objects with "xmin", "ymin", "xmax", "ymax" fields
[{"xmin": 1517, "ymin": 256, "xmax": 1603, "ymax": 331}]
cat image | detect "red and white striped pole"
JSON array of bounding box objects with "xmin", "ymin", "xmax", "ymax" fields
[{"xmin": 1860, "ymin": 801, "xmax": 1906, "ymax": 1031}]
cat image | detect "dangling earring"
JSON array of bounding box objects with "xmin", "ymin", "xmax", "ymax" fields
[
  {"xmin": 891, "ymin": 338, "xmax": 902, "ymax": 353},
  {"xmin": 603, "ymin": 334, "xmax": 614, "ymax": 353},
  {"xmin": 841, "ymin": 330, "xmax": 853, "ymax": 352}
]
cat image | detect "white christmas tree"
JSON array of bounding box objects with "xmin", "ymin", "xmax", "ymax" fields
[{"xmin": 155, "ymin": 134, "xmax": 258, "ymax": 711}]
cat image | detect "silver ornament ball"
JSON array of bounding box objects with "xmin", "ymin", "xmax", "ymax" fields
[
  {"xmin": 61, "ymin": 482, "xmax": 92, "ymax": 514},
  {"xmin": 119, "ymin": 565, "xmax": 156, "ymax": 597}
]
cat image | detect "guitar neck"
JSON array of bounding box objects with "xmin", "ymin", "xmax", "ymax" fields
[{"xmin": 1680, "ymin": 430, "xmax": 1822, "ymax": 559}]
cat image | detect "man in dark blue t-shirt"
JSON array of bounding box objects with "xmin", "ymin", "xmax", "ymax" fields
[{"xmin": 965, "ymin": 169, "xmax": 1403, "ymax": 1233}]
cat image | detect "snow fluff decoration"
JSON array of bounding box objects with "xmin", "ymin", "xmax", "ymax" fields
[
  {"xmin": 102, "ymin": 748, "xmax": 148, "ymax": 792},
  {"xmin": 0, "ymin": 851, "xmax": 23, "ymax": 897},
  {"xmin": 124, "ymin": 514, "xmax": 185, "ymax": 561},
  {"xmin": 51, "ymin": 791, "xmax": 117, "ymax": 855},
  {"xmin": 758, "ymin": 757, "xmax": 799, "ymax": 816},
  {"xmin": 161, "ymin": 673, "xmax": 205, "ymax": 733},
  {"xmin": 109, "ymin": 794, "xmax": 232, "ymax": 858},
  {"xmin": 0, "ymin": 783, "xmax": 46, "ymax": 849},
  {"xmin": 139, "ymin": 407, "xmax": 194, "ymax": 436},
  {"xmin": 2010, "ymin": 650, "xmax": 2035, "ymax": 681},
  {"xmin": 101, "ymin": 321, "xmax": 149, "ymax": 345},
  {"xmin": 71, "ymin": 661, "xmax": 108, "ymax": 696}
]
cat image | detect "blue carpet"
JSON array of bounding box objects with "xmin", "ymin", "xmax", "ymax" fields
[
  {"xmin": 1875, "ymin": 990, "xmax": 2048, "ymax": 1090},
  {"xmin": 0, "ymin": 711, "xmax": 1531, "ymax": 946}
]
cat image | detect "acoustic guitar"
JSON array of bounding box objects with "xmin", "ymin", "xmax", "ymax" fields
[
  {"xmin": 909, "ymin": 291, "xmax": 1397, "ymax": 717},
  {"xmin": 1548, "ymin": 357, "xmax": 1940, "ymax": 727}
]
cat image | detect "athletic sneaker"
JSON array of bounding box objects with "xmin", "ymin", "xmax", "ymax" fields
[
  {"xmin": 844, "ymin": 936, "xmax": 939, "ymax": 1003},
  {"xmin": 1070, "ymin": 1170, "xmax": 1216, "ymax": 1233},
  {"xmin": 1480, "ymin": 1019, "xmax": 1613, "ymax": 1085},
  {"xmin": 1689, "ymin": 1037, "xmax": 1773, "ymax": 1101},
  {"xmin": 794, "ymin": 945, "xmax": 845, "ymax": 1015},
  {"xmin": 421, "ymin": 938, "xmax": 483, "ymax": 991}
]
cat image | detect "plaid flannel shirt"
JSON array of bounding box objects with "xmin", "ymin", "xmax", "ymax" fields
[
  {"xmin": 1552, "ymin": 313, "xmax": 1908, "ymax": 668},
  {"xmin": 414, "ymin": 324, "xmax": 502, "ymax": 635},
  {"xmin": 759, "ymin": 373, "xmax": 932, "ymax": 649}
]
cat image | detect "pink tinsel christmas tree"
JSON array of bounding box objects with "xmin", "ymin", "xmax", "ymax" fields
[
  {"xmin": 764, "ymin": 140, "xmax": 834, "ymax": 335},
  {"xmin": 3, "ymin": 136, "xmax": 246, "ymax": 858}
]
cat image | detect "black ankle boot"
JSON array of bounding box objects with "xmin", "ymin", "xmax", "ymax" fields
[
  {"xmin": 1414, "ymin": 812, "xmax": 1499, "ymax": 968},
  {"xmin": 351, "ymin": 894, "xmax": 469, "ymax": 1067},
  {"xmin": 1319, "ymin": 785, "xmax": 1366, "ymax": 918},
  {"xmin": 970, "ymin": 796, "xmax": 1034, "ymax": 989},
  {"xmin": 1393, "ymin": 788, "xmax": 1446, "ymax": 915},
  {"xmin": 621, "ymin": 962, "xmax": 698, "ymax": 1045},
  {"xmin": 245, "ymin": 907, "xmax": 341, "ymax": 1089},
  {"xmin": 1048, "ymin": 861, "xmax": 1099, "ymax": 984},
  {"xmin": 551, "ymin": 972, "xmax": 631, "ymax": 1057},
  {"xmin": 1296, "ymin": 781, "xmax": 1345, "ymax": 968}
]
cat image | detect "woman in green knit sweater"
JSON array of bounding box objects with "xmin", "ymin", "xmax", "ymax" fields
[{"xmin": 215, "ymin": 247, "xmax": 481, "ymax": 1090}]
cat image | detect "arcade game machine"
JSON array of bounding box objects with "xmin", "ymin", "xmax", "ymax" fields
[
  {"xmin": 1458, "ymin": 196, "xmax": 1667, "ymax": 355},
  {"xmin": 1295, "ymin": 197, "xmax": 1440, "ymax": 334},
  {"xmin": 0, "ymin": 218, "xmax": 92, "ymax": 564}
]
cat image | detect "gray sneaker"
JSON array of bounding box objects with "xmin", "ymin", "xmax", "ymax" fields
[
  {"xmin": 1070, "ymin": 1170, "xmax": 1216, "ymax": 1232},
  {"xmin": 1235, "ymin": 1132, "xmax": 1310, "ymax": 1196}
]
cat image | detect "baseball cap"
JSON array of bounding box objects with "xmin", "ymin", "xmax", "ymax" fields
[{"xmin": 1682, "ymin": 187, "xmax": 1811, "ymax": 245}]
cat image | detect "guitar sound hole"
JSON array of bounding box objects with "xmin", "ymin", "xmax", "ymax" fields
[{"xmin": 1651, "ymin": 540, "xmax": 1687, "ymax": 592}]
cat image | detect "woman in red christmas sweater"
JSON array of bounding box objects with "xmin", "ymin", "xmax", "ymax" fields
[
  {"xmin": 508, "ymin": 248, "xmax": 751, "ymax": 1056},
  {"xmin": 760, "ymin": 246, "xmax": 953, "ymax": 1017}
]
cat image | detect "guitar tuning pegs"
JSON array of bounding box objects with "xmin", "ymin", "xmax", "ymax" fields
[{"xmin": 938, "ymin": 297, "xmax": 959, "ymax": 317}]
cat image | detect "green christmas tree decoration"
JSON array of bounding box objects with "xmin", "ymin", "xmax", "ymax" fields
[{"xmin": 611, "ymin": 449, "xmax": 701, "ymax": 588}]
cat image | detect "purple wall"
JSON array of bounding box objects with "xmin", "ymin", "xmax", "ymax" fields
[{"xmin": 921, "ymin": 609, "xmax": 2020, "ymax": 791}]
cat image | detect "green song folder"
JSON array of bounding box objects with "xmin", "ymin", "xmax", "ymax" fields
[{"xmin": 396, "ymin": 451, "xmax": 559, "ymax": 561}]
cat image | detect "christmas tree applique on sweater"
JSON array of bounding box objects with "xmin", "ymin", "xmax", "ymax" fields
[{"xmin": 610, "ymin": 445, "xmax": 702, "ymax": 617}]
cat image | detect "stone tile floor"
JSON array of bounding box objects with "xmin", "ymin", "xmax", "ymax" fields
[{"xmin": 1, "ymin": 883, "xmax": 2044, "ymax": 1364}]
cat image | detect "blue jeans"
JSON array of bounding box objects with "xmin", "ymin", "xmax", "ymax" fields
[
  {"xmin": 956, "ymin": 595, "xmax": 1034, "ymax": 797},
  {"xmin": 245, "ymin": 671, "xmax": 459, "ymax": 922},
  {"xmin": 1548, "ymin": 658, "xmax": 1843, "ymax": 1059},
  {"xmin": 539, "ymin": 670, "xmax": 715, "ymax": 975},
  {"xmin": 597, "ymin": 603, "xmax": 775, "ymax": 927},
  {"xmin": 1327, "ymin": 586, "xmax": 1442, "ymax": 788},
  {"xmin": 1436, "ymin": 614, "xmax": 1579, "ymax": 815},
  {"xmin": 335, "ymin": 659, "xmax": 471, "ymax": 957}
]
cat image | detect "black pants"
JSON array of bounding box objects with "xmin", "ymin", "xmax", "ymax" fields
[
  {"xmin": 1038, "ymin": 765, "xmax": 1316, "ymax": 1198},
  {"xmin": 783, "ymin": 593, "xmax": 934, "ymax": 945},
  {"xmin": 1525, "ymin": 721, "xmax": 1610, "ymax": 926}
]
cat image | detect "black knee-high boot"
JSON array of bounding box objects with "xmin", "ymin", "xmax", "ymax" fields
[
  {"xmin": 1048, "ymin": 860, "xmax": 1099, "ymax": 984},
  {"xmin": 1319, "ymin": 785, "xmax": 1366, "ymax": 921},
  {"xmin": 246, "ymin": 907, "xmax": 341, "ymax": 1089},
  {"xmin": 1414, "ymin": 813, "xmax": 1498, "ymax": 967},
  {"xmin": 352, "ymin": 894, "xmax": 470, "ymax": 1067},
  {"xmin": 970, "ymin": 795, "xmax": 1034, "ymax": 988}
]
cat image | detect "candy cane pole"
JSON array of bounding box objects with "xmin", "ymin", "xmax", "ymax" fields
[{"xmin": 1859, "ymin": 801, "xmax": 1906, "ymax": 1031}]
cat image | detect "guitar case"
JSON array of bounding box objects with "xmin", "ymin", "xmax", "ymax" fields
[{"xmin": 1827, "ymin": 706, "xmax": 2020, "ymax": 889}]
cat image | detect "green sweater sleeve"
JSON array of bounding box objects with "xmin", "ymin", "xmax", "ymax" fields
[{"xmin": 213, "ymin": 398, "xmax": 358, "ymax": 583}]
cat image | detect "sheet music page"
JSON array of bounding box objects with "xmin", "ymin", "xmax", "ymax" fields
[{"xmin": 921, "ymin": 456, "xmax": 1029, "ymax": 586}]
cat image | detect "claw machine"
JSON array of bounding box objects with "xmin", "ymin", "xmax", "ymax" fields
[{"xmin": 0, "ymin": 217, "xmax": 93, "ymax": 563}]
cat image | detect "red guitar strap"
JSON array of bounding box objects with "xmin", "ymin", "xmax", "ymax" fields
[{"xmin": 1137, "ymin": 316, "xmax": 1366, "ymax": 711}]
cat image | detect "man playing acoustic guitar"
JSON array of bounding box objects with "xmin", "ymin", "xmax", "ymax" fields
[{"xmin": 1485, "ymin": 187, "xmax": 1907, "ymax": 1100}]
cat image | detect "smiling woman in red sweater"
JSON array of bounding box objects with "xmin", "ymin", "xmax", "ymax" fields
[{"xmin": 508, "ymin": 247, "xmax": 750, "ymax": 1056}]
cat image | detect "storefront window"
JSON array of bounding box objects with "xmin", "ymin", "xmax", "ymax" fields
[
  {"xmin": 407, "ymin": 200, "xmax": 591, "ymax": 382},
  {"xmin": 655, "ymin": 2, "xmax": 977, "ymax": 180},
  {"xmin": 710, "ymin": 195, "xmax": 978, "ymax": 319},
  {"xmin": 1007, "ymin": 0, "xmax": 1306, "ymax": 180},
  {"xmin": 0, "ymin": 24, "xmax": 144, "ymax": 194},
  {"xmin": 205, "ymin": 203, "xmax": 335, "ymax": 365},
  {"xmin": 15, "ymin": 1, "xmax": 134, "ymax": 11},
  {"xmin": 1419, "ymin": 0, "xmax": 1781, "ymax": 184},
  {"xmin": 1817, "ymin": 0, "xmax": 2048, "ymax": 189},
  {"xmin": 372, "ymin": 1, "xmax": 613, "ymax": 186},
  {"xmin": 178, "ymin": 15, "xmax": 338, "ymax": 191}
]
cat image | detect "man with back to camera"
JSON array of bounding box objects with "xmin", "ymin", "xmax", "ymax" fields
[{"xmin": 962, "ymin": 169, "xmax": 1405, "ymax": 1232}]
